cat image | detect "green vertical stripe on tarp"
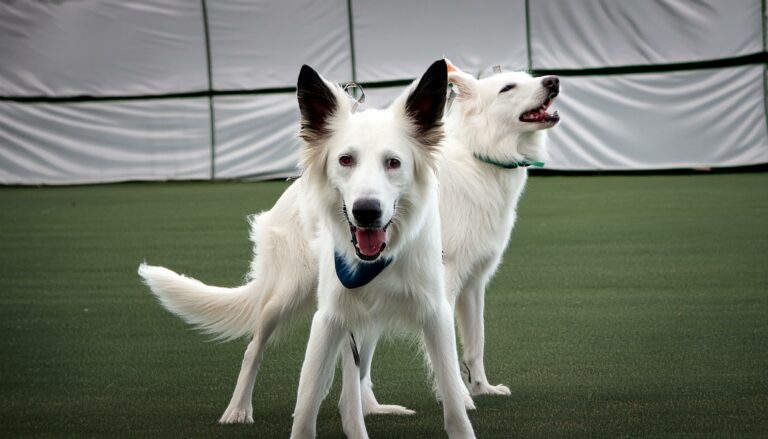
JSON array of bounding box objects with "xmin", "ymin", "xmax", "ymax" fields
[
  {"xmin": 762, "ymin": 0, "xmax": 768, "ymax": 143},
  {"xmin": 525, "ymin": 0, "xmax": 533, "ymax": 72},
  {"xmin": 763, "ymin": 62, "xmax": 767, "ymax": 143},
  {"xmin": 201, "ymin": 0, "xmax": 216, "ymax": 180},
  {"xmin": 347, "ymin": 0, "xmax": 358, "ymax": 89},
  {"xmin": 763, "ymin": 0, "xmax": 767, "ymax": 52}
]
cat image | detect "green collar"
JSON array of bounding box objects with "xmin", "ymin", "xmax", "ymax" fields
[{"xmin": 473, "ymin": 153, "xmax": 544, "ymax": 169}]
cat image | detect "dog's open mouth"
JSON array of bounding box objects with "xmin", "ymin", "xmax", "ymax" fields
[
  {"xmin": 350, "ymin": 226, "xmax": 387, "ymax": 261},
  {"xmin": 520, "ymin": 97, "xmax": 559, "ymax": 124},
  {"xmin": 343, "ymin": 204, "xmax": 390, "ymax": 261}
]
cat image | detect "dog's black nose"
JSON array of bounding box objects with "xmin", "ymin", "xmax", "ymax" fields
[
  {"xmin": 543, "ymin": 76, "xmax": 559, "ymax": 97},
  {"xmin": 352, "ymin": 199, "xmax": 382, "ymax": 227}
]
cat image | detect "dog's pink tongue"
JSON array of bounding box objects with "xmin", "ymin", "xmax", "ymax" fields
[{"xmin": 355, "ymin": 228, "xmax": 386, "ymax": 257}]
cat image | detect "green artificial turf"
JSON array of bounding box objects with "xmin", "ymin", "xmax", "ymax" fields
[{"xmin": 1, "ymin": 174, "xmax": 767, "ymax": 438}]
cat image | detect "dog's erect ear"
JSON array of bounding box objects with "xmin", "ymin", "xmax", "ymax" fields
[
  {"xmin": 403, "ymin": 59, "xmax": 448, "ymax": 148},
  {"xmin": 297, "ymin": 65, "xmax": 340, "ymax": 144},
  {"xmin": 445, "ymin": 58, "xmax": 460, "ymax": 75},
  {"xmin": 447, "ymin": 65, "xmax": 477, "ymax": 101}
]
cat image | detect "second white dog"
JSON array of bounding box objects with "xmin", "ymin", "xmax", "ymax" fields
[{"xmin": 440, "ymin": 61, "xmax": 560, "ymax": 395}]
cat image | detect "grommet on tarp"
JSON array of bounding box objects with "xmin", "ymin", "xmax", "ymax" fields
[{"xmin": 342, "ymin": 82, "xmax": 366, "ymax": 113}]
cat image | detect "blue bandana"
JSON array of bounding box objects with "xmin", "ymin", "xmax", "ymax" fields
[{"xmin": 334, "ymin": 251, "xmax": 392, "ymax": 289}]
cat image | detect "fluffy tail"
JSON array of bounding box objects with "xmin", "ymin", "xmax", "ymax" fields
[{"xmin": 138, "ymin": 263, "xmax": 259, "ymax": 341}]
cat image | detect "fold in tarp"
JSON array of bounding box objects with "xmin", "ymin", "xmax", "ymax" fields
[
  {"xmin": 530, "ymin": 0, "xmax": 763, "ymax": 70},
  {"xmin": 353, "ymin": 0, "xmax": 528, "ymax": 82},
  {"xmin": 207, "ymin": 0, "xmax": 352, "ymax": 90},
  {"xmin": 213, "ymin": 94, "xmax": 301, "ymax": 180},
  {"xmin": 547, "ymin": 65, "xmax": 768, "ymax": 170},
  {"xmin": 0, "ymin": 99, "xmax": 211, "ymax": 185},
  {"xmin": 0, "ymin": 1, "xmax": 208, "ymax": 97}
]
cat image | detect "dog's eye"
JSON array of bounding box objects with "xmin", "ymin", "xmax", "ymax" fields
[
  {"xmin": 339, "ymin": 155, "xmax": 354, "ymax": 167},
  {"xmin": 499, "ymin": 84, "xmax": 516, "ymax": 93},
  {"xmin": 386, "ymin": 158, "xmax": 401, "ymax": 170}
]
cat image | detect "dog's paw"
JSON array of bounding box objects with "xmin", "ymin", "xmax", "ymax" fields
[
  {"xmin": 469, "ymin": 382, "xmax": 511, "ymax": 396},
  {"xmin": 363, "ymin": 403, "xmax": 416, "ymax": 416},
  {"xmin": 219, "ymin": 407, "xmax": 254, "ymax": 424},
  {"xmin": 463, "ymin": 393, "xmax": 476, "ymax": 411}
]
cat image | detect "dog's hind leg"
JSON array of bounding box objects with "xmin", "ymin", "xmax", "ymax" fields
[
  {"xmin": 219, "ymin": 336, "xmax": 262, "ymax": 423},
  {"xmin": 218, "ymin": 299, "xmax": 286, "ymax": 423},
  {"xmin": 221, "ymin": 212, "xmax": 317, "ymax": 424},
  {"xmin": 455, "ymin": 277, "xmax": 510, "ymax": 396},
  {"xmin": 219, "ymin": 295, "xmax": 295, "ymax": 424},
  {"xmin": 357, "ymin": 330, "xmax": 415, "ymax": 416}
]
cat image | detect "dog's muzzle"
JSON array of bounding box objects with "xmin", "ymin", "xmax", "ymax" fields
[
  {"xmin": 343, "ymin": 200, "xmax": 393, "ymax": 261},
  {"xmin": 520, "ymin": 78, "xmax": 560, "ymax": 125}
]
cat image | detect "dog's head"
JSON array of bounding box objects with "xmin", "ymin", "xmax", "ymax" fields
[
  {"xmin": 297, "ymin": 60, "xmax": 447, "ymax": 263},
  {"xmin": 446, "ymin": 60, "xmax": 560, "ymax": 163}
]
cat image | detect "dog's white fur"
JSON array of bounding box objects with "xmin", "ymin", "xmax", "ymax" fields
[
  {"xmin": 138, "ymin": 61, "xmax": 559, "ymax": 433},
  {"xmin": 141, "ymin": 61, "xmax": 475, "ymax": 438},
  {"xmin": 441, "ymin": 63, "xmax": 558, "ymax": 395}
]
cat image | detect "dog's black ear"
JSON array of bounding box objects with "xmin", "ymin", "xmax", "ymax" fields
[
  {"xmin": 405, "ymin": 59, "xmax": 448, "ymax": 148},
  {"xmin": 297, "ymin": 65, "xmax": 339, "ymax": 144}
]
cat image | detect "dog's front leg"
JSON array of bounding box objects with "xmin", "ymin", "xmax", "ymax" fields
[
  {"xmin": 456, "ymin": 277, "xmax": 510, "ymax": 396},
  {"xmin": 339, "ymin": 333, "xmax": 368, "ymax": 439},
  {"xmin": 423, "ymin": 302, "xmax": 476, "ymax": 439},
  {"xmin": 290, "ymin": 311, "xmax": 343, "ymax": 439}
]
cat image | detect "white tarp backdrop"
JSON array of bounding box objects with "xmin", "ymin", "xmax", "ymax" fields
[
  {"xmin": 529, "ymin": 0, "xmax": 763, "ymax": 69},
  {"xmin": 0, "ymin": 0, "xmax": 766, "ymax": 184}
]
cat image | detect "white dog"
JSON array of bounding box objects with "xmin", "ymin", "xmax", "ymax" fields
[
  {"xmin": 140, "ymin": 60, "xmax": 475, "ymax": 438},
  {"xmin": 138, "ymin": 61, "xmax": 560, "ymax": 429},
  {"xmin": 440, "ymin": 61, "xmax": 560, "ymax": 396}
]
